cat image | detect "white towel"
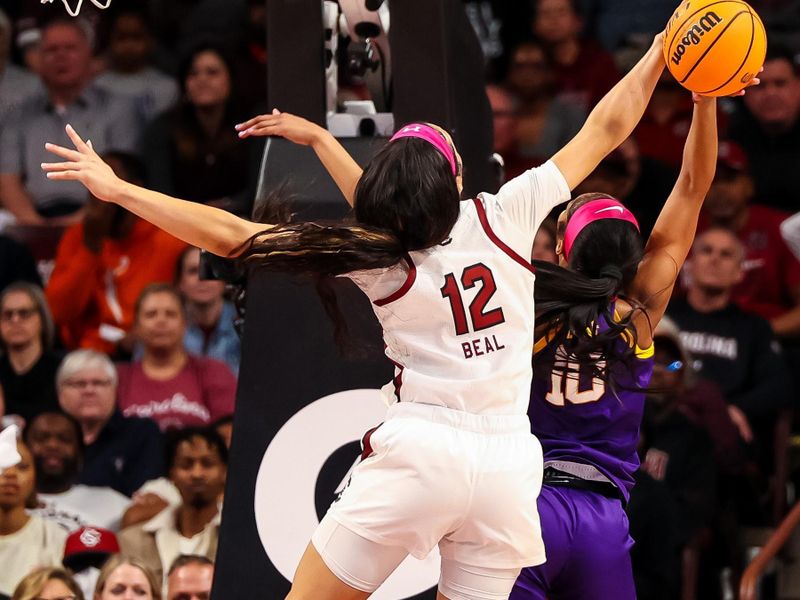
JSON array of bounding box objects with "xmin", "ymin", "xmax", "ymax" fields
[{"xmin": 0, "ymin": 425, "xmax": 20, "ymax": 472}]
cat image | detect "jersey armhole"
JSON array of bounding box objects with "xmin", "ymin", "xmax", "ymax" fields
[{"xmin": 373, "ymin": 254, "xmax": 417, "ymax": 307}]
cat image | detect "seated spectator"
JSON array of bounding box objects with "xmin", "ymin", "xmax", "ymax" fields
[
  {"xmin": 634, "ymin": 72, "xmax": 695, "ymax": 170},
  {"xmin": 669, "ymin": 229, "xmax": 792, "ymax": 482},
  {"xmin": 0, "ymin": 283, "xmax": 61, "ymax": 426},
  {"xmin": 140, "ymin": 43, "xmax": 261, "ymax": 213},
  {"xmin": 0, "ymin": 9, "xmax": 40, "ymax": 127},
  {"xmin": 118, "ymin": 285, "xmax": 236, "ymax": 432},
  {"xmin": 0, "ymin": 236, "xmax": 41, "ymax": 293},
  {"xmin": 176, "ymin": 248, "xmax": 240, "ymax": 375},
  {"xmin": 24, "ymin": 412, "xmax": 129, "ymax": 532},
  {"xmin": 0, "ymin": 440, "xmax": 67, "ymax": 597},
  {"xmin": 121, "ymin": 415, "xmax": 234, "ymax": 530},
  {"xmin": 701, "ymin": 141, "xmax": 800, "ymax": 339},
  {"xmin": 62, "ymin": 527, "xmax": 120, "ymax": 600},
  {"xmin": 485, "ymin": 84, "xmax": 538, "ymax": 181},
  {"xmin": 728, "ymin": 45, "xmax": 800, "ymax": 213},
  {"xmin": 504, "ymin": 40, "xmax": 585, "ymax": 163},
  {"xmin": 531, "ymin": 0, "xmax": 619, "ymax": 110},
  {"xmin": 57, "ymin": 350, "xmax": 165, "ymax": 497},
  {"xmin": 119, "ymin": 428, "xmax": 226, "ymax": 584},
  {"xmin": 46, "ymin": 153, "xmax": 186, "ymax": 356},
  {"xmin": 93, "ymin": 555, "xmax": 161, "ymax": 600},
  {"xmin": 11, "ymin": 567, "xmax": 84, "ymax": 600},
  {"xmin": 532, "ymin": 219, "xmax": 558, "ymax": 264},
  {"xmin": 166, "ymin": 555, "xmax": 213, "ymax": 600},
  {"xmin": 94, "ymin": 9, "xmax": 179, "ymax": 122},
  {"xmin": 0, "ymin": 18, "xmax": 140, "ymax": 224}
]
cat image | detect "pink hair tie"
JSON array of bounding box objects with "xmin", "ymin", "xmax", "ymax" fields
[
  {"xmin": 390, "ymin": 124, "xmax": 457, "ymax": 176},
  {"xmin": 563, "ymin": 198, "xmax": 640, "ymax": 261}
]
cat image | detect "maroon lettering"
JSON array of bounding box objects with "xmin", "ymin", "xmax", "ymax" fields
[{"xmin": 462, "ymin": 342, "xmax": 473, "ymax": 359}]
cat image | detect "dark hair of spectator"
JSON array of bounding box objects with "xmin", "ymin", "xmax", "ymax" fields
[
  {"xmin": 177, "ymin": 41, "xmax": 238, "ymax": 98},
  {"xmin": 764, "ymin": 43, "xmax": 800, "ymax": 76},
  {"xmin": 165, "ymin": 427, "xmax": 229, "ymax": 471},
  {"xmin": 134, "ymin": 283, "xmax": 186, "ymax": 320},
  {"xmin": 167, "ymin": 554, "xmax": 214, "ymax": 577},
  {"xmin": 174, "ymin": 246, "xmax": 199, "ymax": 285},
  {"xmin": 0, "ymin": 282, "xmax": 56, "ymax": 352},
  {"xmin": 533, "ymin": 193, "xmax": 645, "ymax": 382},
  {"xmin": 537, "ymin": 218, "xmax": 558, "ymax": 248},
  {"xmin": 103, "ymin": 151, "xmax": 146, "ymax": 185},
  {"xmin": 23, "ymin": 411, "xmax": 86, "ymax": 457},
  {"xmin": 211, "ymin": 413, "xmax": 234, "ymax": 430},
  {"xmin": 11, "ymin": 567, "xmax": 85, "ymax": 600},
  {"xmin": 531, "ymin": 0, "xmax": 584, "ymax": 20},
  {"xmin": 41, "ymin": 17, "xmax": 94, "ymax": 50}
]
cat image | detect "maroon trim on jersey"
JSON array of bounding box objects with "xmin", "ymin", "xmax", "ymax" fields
[
  {"xmin": 374, "ymin": 253, "xmax": 417, "ymax": 306},
  {"xmin": 360, "ymin": 424, "xmax": 382, "ymax": 460},
  {"xmin": 387, "ymin": 355, "xmax": 405, "ymax": 402},
  {"xmin": 472, "ymin": 198, "xmax": 536, "ymax": 275}
]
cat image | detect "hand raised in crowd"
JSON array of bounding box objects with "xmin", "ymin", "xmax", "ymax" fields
[
  {"xmin": 42, "ymin": 126, "xmax": 125, "ymax": 203},
  {"xmin": 727, "ymin": 405, "xmax": 754, "ymax": 444},
  {"xmin": 235, "ymin": 109, "xmax": 326, "ymax": 145}
]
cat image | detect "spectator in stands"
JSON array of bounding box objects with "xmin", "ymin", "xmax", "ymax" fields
[
  {"xmin": 93, "ymin": 555, "xmax": 161, "ymax": 600},
  {"xmin": 119, "ymin": 428, "xmax": 226, "ymax": 584},
  {"xmin": 728, "ymin": 45, "xmax": 800, "ymax": 213},
  {"xmin": 485, "ymin": 84, "xmax": 538, "ymax": 181},
  {"xmin": 118, "ymin": 285, "xmax": 236, "ymax": 432},
  {"xmin": 0, "ymin": 440, "xmax": 68, "ymax": 597},
  {"xmin": 0, "ymin": 283, "xmax": 60, "ymax": 426},
  {"xmin": 669, "ymin": 229, "xmax": 792, "ymax": 455},
  {"xmin": 57, "ymin": 350, "xmax": 165, "ymax": 497},
  {"xmin": 94, "ymin": 9, "xmax": 179, "ymax": 122},
  {"xmin": 0, "ymin": 9, "xmax": 40, "ymax": 127},
  {"xmin": 176, "ymin": 248, "xmax": 240, "ymax": 375},
  {"xmin": 10, "ymin": 567, "xmax": 84, "ymax": 600},
  {"xmin": 641, "ymin": 333, "xmax": 717, "ymax": 549},
  {"xmin": 0, "ymin": 236, "xmax": 40, "ymax": 294},
  {"xmin": 24, "ymin": 412, "xmax": 129, "ymax": 532},
  {"xmin": 62, "ymin": 526, "xmax": 120, "ymax": 600},
  {"xmin": 166, "ymin": 555, "xmax": 213, "ymax": 600},
  {"xmin": 701, "ymin": 141, "xmax": 800, "ymax": 339},
  {"xmin": 0, "ymin": 18, "xmax": 140, "ymax": 224},
  {"xmin": 531, "ymin": 0, "xmax": 620, "ymax": 110},
  {"xmin": 140, "ymin": 43, "xmax": 261, "ymax": 214},
  {"xmin": 46, "ymin": 153, "xmax": 186, "ymax": 356},
  {"xmin": 532, "ymin": 219, "xmax": 558, "ymax": 264},
  {"xmin": 504, "ymin": 40, "xmax": 585, "ymax": 164}
]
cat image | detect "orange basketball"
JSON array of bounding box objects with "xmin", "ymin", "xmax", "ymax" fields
[{"xmin": 663, "ymin": 0, "xmax": 767, "ymax": 96}]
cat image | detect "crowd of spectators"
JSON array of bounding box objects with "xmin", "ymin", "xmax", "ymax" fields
[{"xmin": 0, "ymin": 0, "xmax": 797, "ymax": 598}]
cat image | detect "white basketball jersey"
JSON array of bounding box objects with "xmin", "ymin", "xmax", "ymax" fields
[{"xmin": 349, "ymin": 161, "xmax": 570, "ymax": 415}]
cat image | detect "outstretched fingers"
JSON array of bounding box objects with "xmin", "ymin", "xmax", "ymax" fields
[
  {"xmin": 44, "ymin": 170, "xmax": 81, "ymax": 181},
  {"xmin": 65, "ymin": 123, "xmax": 92, "ymax": 154},
  {"xmin": 44, "ymin": 143, "xmax": 83, "ymax": 161},
  {"xmin": 41, "ymin": 161, "xmax": 79, "ymax": 172}
]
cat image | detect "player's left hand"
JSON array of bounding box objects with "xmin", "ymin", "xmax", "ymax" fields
[
  {"xmin": 692, "ymin": 66, "xmax": 763, "ymax": 102},
  {"xmin": 236, "ymin": 109, "xmax": 325, "ymax": 146}
]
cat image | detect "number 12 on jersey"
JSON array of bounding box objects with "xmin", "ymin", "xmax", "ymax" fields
[{"xmin": 440, "ymin": 263, "xmax": 505, "ymax": 335}]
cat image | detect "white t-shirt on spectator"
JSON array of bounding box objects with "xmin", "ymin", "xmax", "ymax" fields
[
  {"xmin": 33, "ymin": 485, "xmax": 130, "ymax": 532},
  {"xmin": 0, "ymin": 515, "xmax": 67, "ymax": 596}
]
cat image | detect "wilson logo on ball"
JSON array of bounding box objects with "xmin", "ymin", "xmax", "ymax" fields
[{"xmin": 670, "ymin": 11, "xmax": 724, "ymax": 66}]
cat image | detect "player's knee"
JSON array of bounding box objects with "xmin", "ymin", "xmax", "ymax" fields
[{"xmin": 438, "ymin": 558, "xmax": 521, "ymax": 600}]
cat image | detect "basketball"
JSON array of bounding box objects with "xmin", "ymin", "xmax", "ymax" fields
[{"xmin": 663, "ymin": 0, "xmax": 767, "ymax": 96}]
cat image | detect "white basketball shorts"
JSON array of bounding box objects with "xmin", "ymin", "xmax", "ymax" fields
[{"xmin": 320, "ymin": 401, "xmax": 545, "ymax": 570}]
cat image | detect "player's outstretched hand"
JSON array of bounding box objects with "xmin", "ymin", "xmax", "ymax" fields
[
  {"xmin": 236, "ymin": 109, "xmax": 324, "ymax": 145},
  {"xmin": 41, "ymin": 124, "xmax": 123, "ymax": 203}
]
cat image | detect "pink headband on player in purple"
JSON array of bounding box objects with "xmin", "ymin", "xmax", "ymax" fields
[
  {"xmin": 563, "ymin": 198, "xmax": 640, "ymax": 260},
  {"xmin": 390, "ymin": 124, "xmax": 458, "ymax": 176}
]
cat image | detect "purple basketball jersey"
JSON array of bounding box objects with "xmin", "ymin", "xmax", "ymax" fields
[{"xmin": 527, "ymin": 334, "xmax": 654, "ymax": 502}]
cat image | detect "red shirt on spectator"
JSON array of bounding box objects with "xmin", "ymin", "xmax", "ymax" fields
[
  {"xmin": 116, "ymin": 355, "xmax": 236, "ymax": 432},
  {"xmin": 553, "ymin": 40, "xmax": 619, "ymax": 111},
  {"xmin": 700, "ymin": 206, "xmax": 800, "ymax": 319}
]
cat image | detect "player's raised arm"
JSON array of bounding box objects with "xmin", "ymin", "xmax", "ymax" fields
[
  {"xmin": 42, "ymin": 125, "xmax": 268, "ymax": 257},
  {"xmin": 551, "ymin": 33, "xmax": 665, "ymax": 192},
  {"xmin": 628, "ymin": 95, "xmax": 718, "ymax": 329},
  {"xmin": 236, "ymin": 110, "xmax": 363, "ymax": 207}
]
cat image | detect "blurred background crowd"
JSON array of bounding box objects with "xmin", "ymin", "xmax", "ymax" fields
[{"xmin": 0, "ymin": 0, "xmax": 799, "ymax": 598}]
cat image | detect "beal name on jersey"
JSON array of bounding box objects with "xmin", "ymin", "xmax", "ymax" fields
[{"xmin": 461, "ymin": 334, "xmax": 506, "ymax": 359}]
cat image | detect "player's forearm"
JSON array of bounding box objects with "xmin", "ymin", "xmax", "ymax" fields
[
  {"xmin": 675, "ymin": 98, "xmax": 718, "ymax": 199},
  {"xmin": 311, "ymin": 130, "xmax": 363, "ymax": 207},
  {"xmin": 584, "ymin": 35, "xmax": 665, "ymax": 149},
  {"xmin": 115, "ymin": 182, "xmax": 266, "ymax": 257}
]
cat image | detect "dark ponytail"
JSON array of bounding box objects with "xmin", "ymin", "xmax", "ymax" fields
[{"xmin": 534, "ymin": 199, "xmax": 645, "ymax": 384}]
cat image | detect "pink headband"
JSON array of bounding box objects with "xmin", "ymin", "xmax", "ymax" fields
[
  {"xmin": 563, "ymin": 198, "xmax": 640, "ymax": 260},
  {"xmin": 390, "ymin": 123, "xmax": 458, "ymax": 176}
]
